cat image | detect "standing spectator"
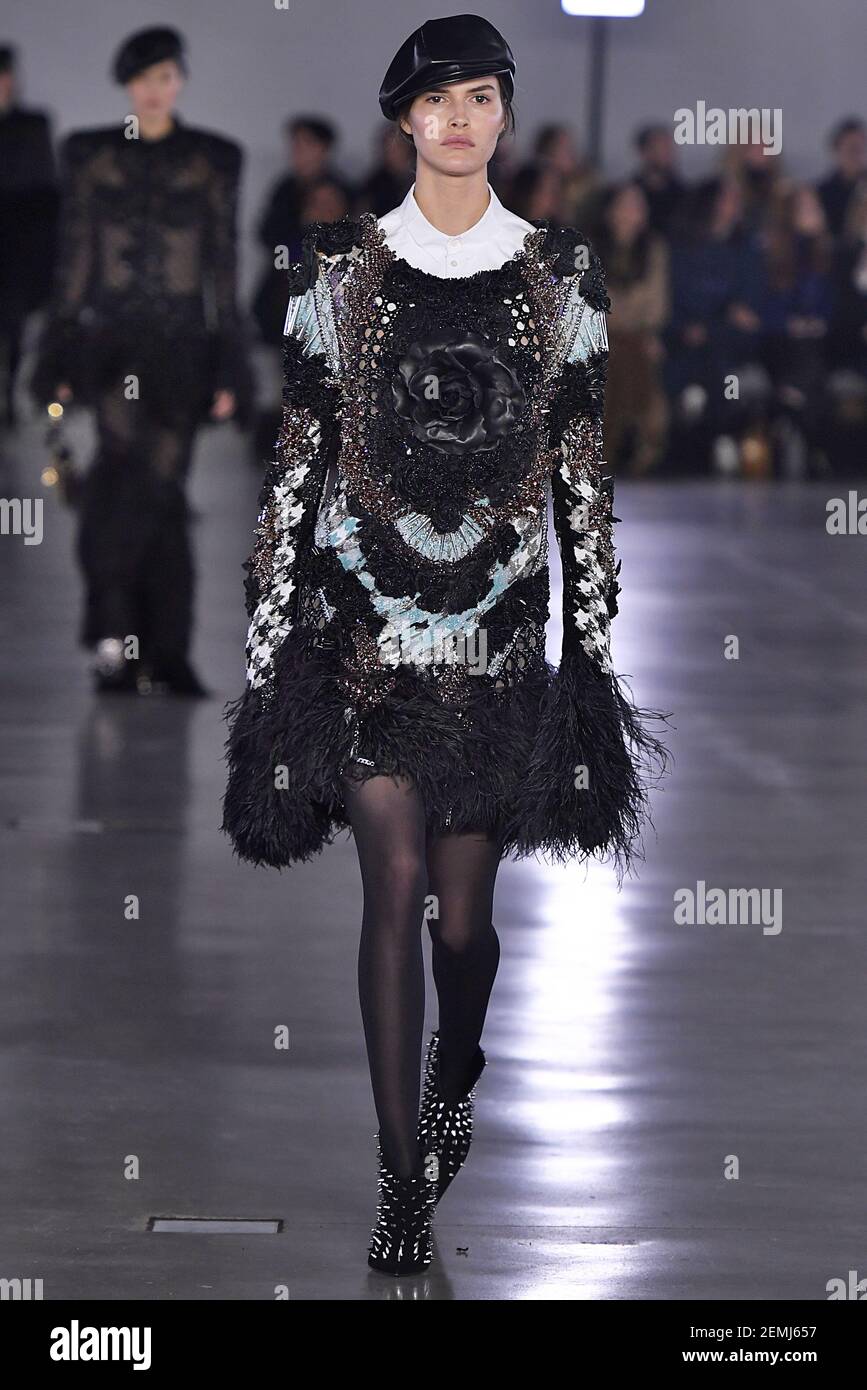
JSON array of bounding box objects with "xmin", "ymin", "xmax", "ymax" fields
[
  {"xmin": 817, "ymin": 117, "xmax": 867, "ymax": 240},
  {"xmin": 0, "ymin": 44, "xmax": 58, "ymax": 428},
  {"xmin": 250, "ymin": 116, "xmax": 353, "ymax": 462},
  {"xmin": 632, "ymin": 123, "xmax": 686, "ymax": 237},
  {"xmin": 251, "ymin": 117, "xmax": 353, "ymax": 348},
  {"xmin": 595, "ymin": 182, "xmax": 670, "ymax": 475},
  {"xmin": 251, "ymin": 176, "xmax": 351, "ymax": 460}
]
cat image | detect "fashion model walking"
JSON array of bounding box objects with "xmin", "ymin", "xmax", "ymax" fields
[
  {"xmin": 32, "ymin": 27, "xmax": 251, "ymax": 695},
  {"xmin": 223, "ymin": 13, "xmax": 671, "ymax": 1275}
]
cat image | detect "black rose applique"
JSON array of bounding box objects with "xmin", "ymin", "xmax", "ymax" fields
[{"xmin": 391, "ymin": 330, "xmax": 526, "ymax": 455}]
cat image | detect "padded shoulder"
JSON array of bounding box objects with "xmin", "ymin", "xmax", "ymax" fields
[
  {"xmin": 62, "ymin": 126, "xmax": 120, "ymax": 163},
  {"xmin": 538, "ymin": 222, "xmax": 610, "ymax": 313},
  {"xmin": 284, "ymin": 214, "xmax": 368, "ymax": 295},
  {"xmin": 185, "ymin": 127, "xmax": 243, "ymax": 175}
]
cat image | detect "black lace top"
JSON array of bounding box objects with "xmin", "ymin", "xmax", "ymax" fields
[
  {"xmin": 32, "ymin": 117, "xmax": 250, "ymax": 416},
  {"xmin": 222, "ymin": 212, "xmax": 671, "ymax": 879}
]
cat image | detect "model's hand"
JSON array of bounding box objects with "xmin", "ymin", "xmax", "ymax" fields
[{"xmin": 210, "ymin": 389, "xmax": 236, "ymax": 421}]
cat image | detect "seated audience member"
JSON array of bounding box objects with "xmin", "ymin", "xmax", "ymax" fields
[
  {"xmin": 509, "ymin": 162, "xmax": 565, "ymax": 224},
  {"xmin": 825, "ymin": 182, "xmax": 867, "ymax": 472},
  {"xmin": 533, "ymin": 122, "xmax": 601, "ymax": 227},
  {"xmin": 720, "ymin": 139, "xmax": 787, "ymax": 235},
  {"xmin": 632, "ymin": 122, "xmax": 687, "ymax": 237},
  {"xmin": 817, "ymin": 117, "xmax": 867, "ymax": 240},
  {"xmin": 595, "ymin": 181, "xmax": 670, "ymax": 476},
  {"xmin": 757, "ymin": 184, "xmax": 833, "ymax": 474},
  {"xmin": 665, "ymin": 178, "xmax": 767, "ymax": 472}
]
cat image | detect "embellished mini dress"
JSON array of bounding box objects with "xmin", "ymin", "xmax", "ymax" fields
[{"xmin": 222, "ymin": 186, "xmax": 670, "ymax": 880}]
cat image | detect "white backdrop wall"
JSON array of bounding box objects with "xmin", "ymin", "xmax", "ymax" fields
[{"xmin": 5, "ymin": 0, "xmax": 866, "ymax": 292}]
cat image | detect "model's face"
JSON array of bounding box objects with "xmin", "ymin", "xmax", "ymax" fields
[
  {"xmin": 0, "ymin": 71, "xmax": 15, "ymax": 112},
  {"xmin": 399, "ymin": 76, "xmax": 506, "ymax": 176},
  {"xmin": 126, "ymin": 60, "xmax": 184, "ymax": 121}
]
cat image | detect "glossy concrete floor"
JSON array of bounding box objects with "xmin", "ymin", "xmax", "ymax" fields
[{"xmin": 2, "ymin": 414, "xmax": 866, "ymax": 1301}]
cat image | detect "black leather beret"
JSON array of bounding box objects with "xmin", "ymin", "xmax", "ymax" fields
[
  {"xmin": 112, "ymin": 27, "xmax": 188, "ymax": 85},
  {"xmin": 379, "ymin": 13, "xmax": 515, "ymax": 122}
]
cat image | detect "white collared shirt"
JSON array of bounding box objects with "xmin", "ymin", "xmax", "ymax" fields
[
  {"xmin": 284, "ymin": 182, "xmax": 607, "ymax": 365},
  {"xmin": 377, "ymin": 181, "xmax": 536, "ymax": 278}
]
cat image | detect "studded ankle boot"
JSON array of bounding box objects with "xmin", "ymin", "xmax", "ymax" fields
[
  {"xmin": 367, "ymin": 1132, "xmax": 437, "ymax": 1275},
  {"xmin": 417, "ymin": 1030, "xmax": 486, "ymax": 1206}
]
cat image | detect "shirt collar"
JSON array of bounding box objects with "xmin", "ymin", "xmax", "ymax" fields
[{"xmin": 398, "ymin": 181, "xmax": 502, "ymax": 255}]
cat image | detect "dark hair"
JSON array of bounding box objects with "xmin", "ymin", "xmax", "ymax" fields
[
  {"xmin": 299, "ymin": 176, "xmax": 352, "ymax": 219},
  {"xmin": 634, "ymin": 123, "xmax": 669, "ymax": 154},
  {"xmin": 594, "ymin": 180, "xmax": 652, "ymax": 282},
  {"xmin": 286, "ymin": 116, "xmax": 337, "ymax": 149},
  {"xmin": 830, "ymin": 116, "xmax": 865, "ymax": 149},
  {"xmin": 395, "ymin": 75, "xmax": 515, "ymax": 148},
  {"xmin": 0, "ymin": 45, "xmax": 17, "ymax": 75},
  {"xmin": 509, "ymin": 161, "xmax": 563, "ymax": 220},
  {"xmin": 534, "ymin": 123, "xmax": 568, "ymax": 159}
]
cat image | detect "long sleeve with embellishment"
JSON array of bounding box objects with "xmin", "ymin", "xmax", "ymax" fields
[
  {"xmin": 550, "ymin": 287, "xmax": 621, "ymax": 666},
  {"xmin": 223, "ymin": 260, "xmax": 343, "ymax": 864},
  {"xmin": 509, "ymin": 248, "xmax": 670, "ymax": 878},
  {"xmin": 242, "ymin": 280, "xmax": 341, "ymax": 695},
  {"xmin": 30, "ymin": 132, "xmax": 95, "ymax": 400},
  {"xmin": 204, "ymin": 141, "xmax": 250, "ymax": 396}
]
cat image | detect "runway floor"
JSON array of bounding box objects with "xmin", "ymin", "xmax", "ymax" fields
[{"xmin": 2, "ymin": 415, "xmax": 865, "ymax": 1300}]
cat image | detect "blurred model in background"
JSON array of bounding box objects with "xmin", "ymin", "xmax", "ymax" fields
[{"xmin": 32, "ymin": 26, "xmax": 251, "ymax": 695}]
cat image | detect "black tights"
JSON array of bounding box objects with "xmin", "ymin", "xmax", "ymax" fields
[{"xmin": 341, "ymin": 770, "xmax": 503, "ymax": 1178}]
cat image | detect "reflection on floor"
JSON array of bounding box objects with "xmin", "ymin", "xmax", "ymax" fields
[{"xmin": 2, "ymin": 419, "xmax": 865, "ymax": 1299}]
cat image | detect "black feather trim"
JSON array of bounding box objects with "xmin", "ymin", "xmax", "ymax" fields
[
  {"xmin": 503, "ymin": 643, "xmax": 674, "ymax": 885},
  {"xmin": 221, "ymin": 624, "xmax": 674, "ymax": 883}
]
